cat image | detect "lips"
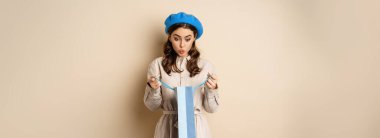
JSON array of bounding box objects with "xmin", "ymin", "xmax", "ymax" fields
[{"xmin": 179, "ymin": 50, "xmax": 185, "ymax": 54}]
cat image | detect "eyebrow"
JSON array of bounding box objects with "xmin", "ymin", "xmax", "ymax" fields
[{"xmin": 173, "ymin": 34, "xmax": 192, "ymax": 38}]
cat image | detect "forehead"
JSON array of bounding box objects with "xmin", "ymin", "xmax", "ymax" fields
[{"xmin": 171, "ymin": 27, "xmax": 194, "ymax": 37}]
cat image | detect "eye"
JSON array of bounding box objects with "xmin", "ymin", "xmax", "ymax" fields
[
  {"xmin": 185, "ymin": 38, "xmax": 191, "ymax": 42},
  {"xmin": 174, "ymin": 37, "xmax": 179, "ymax": 41}
]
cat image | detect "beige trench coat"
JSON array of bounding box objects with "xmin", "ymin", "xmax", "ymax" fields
[{"xmin": 144, "ymin": 56, "xmax": 220, "ymax": 138}]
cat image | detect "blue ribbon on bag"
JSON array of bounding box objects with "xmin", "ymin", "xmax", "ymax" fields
[
  {"xmin": 157, "ymin": 79, "xmax": 207, "ymax": 91},
  {"xmin": 154, "ymin": 72, "xmax": 212, "ymax": 91}
]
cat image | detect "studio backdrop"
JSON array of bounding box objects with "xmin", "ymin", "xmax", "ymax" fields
[{"xmin": 1, "ymin": 0, "xmax": 379, "ymax": 138}]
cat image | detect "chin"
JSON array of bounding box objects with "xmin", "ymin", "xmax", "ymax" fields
[{"xmin": 178, "ymin": 54, "xmax": 188, "ymax": 57}]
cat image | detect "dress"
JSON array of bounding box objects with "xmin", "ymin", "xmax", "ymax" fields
[{"xmin": 144, "ymin": 55, "xmax": 220, "ymax": 138}]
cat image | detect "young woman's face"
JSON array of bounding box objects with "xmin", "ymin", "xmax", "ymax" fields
[{"xmin": 169, "ymin": 27, "xmax": 195, "ymax": 57}]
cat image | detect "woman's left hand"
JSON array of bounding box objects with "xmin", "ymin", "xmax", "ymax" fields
[{"xmin": 206, "ymin": 73, "xmax": 218, "ymax": 90}]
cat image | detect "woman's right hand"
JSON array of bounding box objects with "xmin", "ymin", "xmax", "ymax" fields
[{"xmin": 148, "ymin": 77, "xmax": 161, "ymax": 89}]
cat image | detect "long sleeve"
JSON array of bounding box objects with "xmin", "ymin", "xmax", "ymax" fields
[
  {"xmin": 203, "ymin": 86, "xmax": 220, "ymax": 113},
  {"xmin": 143, "ymin": 58, "xmax": 162, "ymax": 111},
  {"xmin": 202, "ymin": 61, "xmax": 220, "ymax": 113}
]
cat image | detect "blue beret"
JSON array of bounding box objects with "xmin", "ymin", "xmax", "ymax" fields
[{"xmin": 164, "ymin": 12, "xmax": 203, "ymax": 39}]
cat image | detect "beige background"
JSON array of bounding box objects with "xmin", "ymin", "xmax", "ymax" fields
[{"xmin": 1, "ymin": 0, "xmax": 379, "ymax": 138}]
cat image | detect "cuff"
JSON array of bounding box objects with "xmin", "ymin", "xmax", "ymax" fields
[
  {"xmin": 147, "ymin": 82, "xmax": 160, "ymax": 95},
  {"xmin": 205, "ymin": 87, "xmax": 219, "ymax": 99}
]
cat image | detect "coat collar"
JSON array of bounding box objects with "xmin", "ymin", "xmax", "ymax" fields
[
  {"xmin": 176, "ymin": 55, "xmax": 191, "ymax": 70},
  {"xmin": 176, "ymin": 55, "xmax": 191, "ymax": 62}
]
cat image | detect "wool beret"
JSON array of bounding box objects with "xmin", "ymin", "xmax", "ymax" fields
[{"xmin": 164, "ymin": 12, "xmax": 203, "ymax": 39}]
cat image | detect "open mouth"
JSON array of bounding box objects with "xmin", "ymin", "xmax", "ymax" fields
[{"xmin": 179, "ymin": 50, "xmax": 185, "ymax": 54}]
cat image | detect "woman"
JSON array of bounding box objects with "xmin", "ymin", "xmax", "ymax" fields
[{"xmin": 144, "ymin": 12, "xmax": 219, "ymax": 138}]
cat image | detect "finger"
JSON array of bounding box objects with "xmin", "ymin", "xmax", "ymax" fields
[
  {"xmin": 208, "ymin": 73, "xmax": 218, "ymax": 82},
  {"xmin": 207, "ymin": 72, "xmax": 213, "ymax": 79},
  {"xmin": 207, "ymin": 80, "xmax": 215, "ymax": 87},
  {"xmin": 152, "ymin": 81, "xmax": 160, "ymax": 87},
  {"xmin": 152, "ymin": 84, "xmax": 159, "ymax": 89},
  {"xmin": 206, "ymin": 82, "xmax": 213, "ymax": 88},
  {"xmin": 157, "ymin": 82, "xmax": 162, "ymax": 89},
  {"xmin": 149, "ymin": 77, "xmax": 155, "ymax": 82},
  {"xmin": 211, "ymin": 74, "xmax": 218, "ymax": 80},
  {"xmin": 149, "ymin": 80, "xmax": 158, "ymax": 86},
  {"xmin": 152, "ymin": 82, "xmax": 161, "ymax": 89},
  {"xmin": 207, "ymin": 81, "xmax": 216, "ymax": 89},
  {"xmin": 207, "ymin": 79, "xmax": 216, "ymax": 86},
  {"xmin": 152, "ymin": 80, "xmax": 161, "ymax": 85},
  {"xmin": 208, "ymin": 77, "xmax": 217, "ymax": 84}
]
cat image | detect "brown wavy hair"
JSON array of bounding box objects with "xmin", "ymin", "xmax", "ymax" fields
[{"xmin": 162, "ymin": 23, "xmax": 201, "ymax": 77}]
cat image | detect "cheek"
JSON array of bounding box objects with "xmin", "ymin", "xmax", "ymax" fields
[
  {"xmin": 170, "ymin": 40, "xmax": 179, "ymax": 48},
  {"xmin": 186, "ymin": 45, "xmax": 192, "ymax": 51},
  {"xmin": 186, "ymin": 41, "xmax": 194, "ymax": 50}
]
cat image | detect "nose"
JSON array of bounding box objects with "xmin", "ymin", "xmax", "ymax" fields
[{"xmin": 180, "ymin": 39, "xmax": 185, "ymax": 48}]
